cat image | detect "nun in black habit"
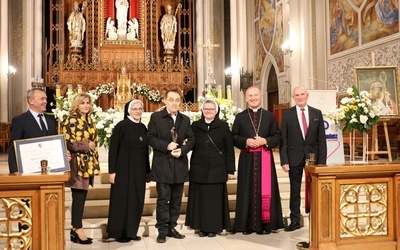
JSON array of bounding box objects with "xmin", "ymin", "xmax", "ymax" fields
[{"xmin": 107, "ymin": 100, "xmax": 151, "ymax": 242}]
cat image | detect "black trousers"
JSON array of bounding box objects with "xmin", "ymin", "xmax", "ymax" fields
[
  {"xmin": 155, "ymin": 182, "xmax": 184, "ymax": 234},
  {"xmin": 71, "ymin": 188, "xmax": 88, "ymax": 228},
  {"xmin": 288, "ymin": 161, "xmax": 305, "ymax": 224}
]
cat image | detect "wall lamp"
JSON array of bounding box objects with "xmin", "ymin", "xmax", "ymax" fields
[
  {"xmin": 7, "ymin": 65, "xmax": 16, "ymax": 78},
  {"xmin": 240, "ymin": 68, "xmax": 253, "ymax": 92},
  {"xmin": 281, "ymin": 40, "xmax": 293, "ymax": 57}
]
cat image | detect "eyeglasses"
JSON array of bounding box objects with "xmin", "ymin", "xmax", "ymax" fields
[
  {"xmin": 203, "ymin": 108, "xmax": 215, "ymax": 112},
  {"xmin": 131, "ymin": 108, "xmax": 143, "ymax": 112}
]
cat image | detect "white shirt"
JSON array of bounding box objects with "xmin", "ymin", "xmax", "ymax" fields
[
  {"xmin": 296, "ymin": 105, "xmax": 309, "ymax": 139},
  {"xmin": 30, "ymin": 109, "xmax": 48, "ymax": 130}
]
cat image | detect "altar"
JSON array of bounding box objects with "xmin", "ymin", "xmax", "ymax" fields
[{"xmin": 305, "ymin": 163, "xmax": 400, "ymax": 250}]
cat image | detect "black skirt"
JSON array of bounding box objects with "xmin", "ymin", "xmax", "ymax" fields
[{"xmin": 185, "ymin": 182, "xmax": 231, "ymax": 233}]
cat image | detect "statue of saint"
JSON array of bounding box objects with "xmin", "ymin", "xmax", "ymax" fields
[
  {"xmin": 106, "ymin": 17, "xmax": 118, "ymax": 40},
  {"xmin": 160, "ymin": 5, "xmax": 177, "ymax": 51},
  {"xmin": 115, "ymin": 0, "xmax": 129, "ymax": 36},
  {"xmin": 67, "ymin": 1, "xmax": 87, "ymax": 49},
  {"xmin": 127, "ymin": 18, "xmax": 139, "ymax": 40}
]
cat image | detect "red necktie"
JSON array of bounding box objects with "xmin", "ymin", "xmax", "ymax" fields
[{"xmin": 301, "ymin": 108, "xmax": 308, "ymax": 138}]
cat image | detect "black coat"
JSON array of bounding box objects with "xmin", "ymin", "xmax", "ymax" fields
[
  {"xmin": 190, "ymin": 118, "xmax": 235, "ymax": 183},
  {"xmin": 8, "ymin": 111, "xmax": 57, "ymax": 173},
  {"xmin": 147, "ymin": 109, "xmax": 195, "ymax": 183},
  {"xmin": 279, "ymin": 105, "xmax": 327, "ymax": 166}
]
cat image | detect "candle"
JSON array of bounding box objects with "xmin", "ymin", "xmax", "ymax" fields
[
  {"xmin": 227, "ymin": 85, "xmax": 232, "ymax": 101},
  {"xmin": 67, "ymin": 84, "xmax": 72, "ymax": 94},
  {"xmin": 56, "ymin": 85, "xmax": 61, "ymax": 108},
  {"xmin": 371, "ymin": 51, "xmax": 375, "ymax": 66},
  {"xmin": 77, "ymin": 84, "xmax": 82, "ymax": 94},
  {"xmin": 217, "ymin": 85, "xmax": 222, "ymax": 99}
]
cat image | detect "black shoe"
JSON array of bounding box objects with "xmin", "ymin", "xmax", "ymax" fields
[
  {"xmin": 208, "ymin": 232, "xmax": 216, "ymax": 237},
  {"xmin": 70, "ymin": 229, "xmax": 92, "ymax": 244},
  {"xmin": 157, "ymin": 234, "xmax": 166, "ymax": 243},
  {"xmin": 242, "ymin": 230, "xmax": 253, "ymax": 235},
  {"xmin": 131, "ymin": 236, "xmax": 141, "ymax": 241},
  {"xmin": 296, "ymin": 241, "xmax": 310, "ymax": 248},
  {"xmin": 167, "ymin": 228, "xmax": 185, "ymax": 239},
  {"xmin": 285, "ymin": 222, "xmax": 301, "ymax": 232},
  {"xmin": 115, "ymin": 238, "xmax": 131, "ymax": 243},
  {"xmin": 198, "ymin": 231, "xmax": 208, "ymax": 237},
  {"xmin": 256, "ymin": 229, "xmax": 271, "ymax": 235}
]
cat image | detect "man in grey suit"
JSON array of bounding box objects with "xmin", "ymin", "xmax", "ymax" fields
[
  {"xmin": 8, "ymin": 88, "xmax": 58, "ymax": 174},
  {"xmin": 147, "ymin": 89, "xmax": 195, "ymax": 243},
  {"xmin": 279, "ymin": 86, "xmax": 327, "ymax": 231}
]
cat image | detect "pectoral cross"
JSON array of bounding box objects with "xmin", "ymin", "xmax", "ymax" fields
[{"xmin": 202, "ymin": 39, "xmax": 220, "ymax": 77}]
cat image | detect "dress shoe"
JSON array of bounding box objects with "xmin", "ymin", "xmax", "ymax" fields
[
  {"xmin": 208, "ymin": 232, "xmax": 216, "ymax": 237},
  {"xmin": 242, "ymin": 230, "xmax": 253, "ymax": 235},
  {"xmin": 115, "ymin": 238, "xmax": 131, "ymax": 243},
  {"xmin": 296, "ymin": 241, "xmax": 310, "ymax": 249},
  {"xmin": 167, "ymin": 228, "xmax": 185, "ymax": 239},
  {"xmin": 198, "ymin": 231, "xmax": 208, "ymax": 237},
  {"xmin": 285, "ymin": 223, "xmax": 301, "ymax": 232},
  {"xmin": 70, "ymin": 229, "xmax": 92, "ymax": 244},
  {"xmin": 156, "ymin": 234, "xmax": 166, "ymax": 243},
  {"xmin": 131, "ymin": 236, "xmax": 141, "ymax": 241},
  {"xmin": 256, "ymin": 229, "xmax": 271, "ymax": 235}
]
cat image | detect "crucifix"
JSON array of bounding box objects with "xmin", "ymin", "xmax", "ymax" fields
[{"xmin": 202, "ymin": 39, "xmax": 220, "ymax": 87}]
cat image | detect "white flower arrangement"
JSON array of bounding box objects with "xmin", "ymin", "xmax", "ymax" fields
[
  {"xmin": 326, "ymin": 85, "xmax": 381, "ymax": 134},
  {"xmin": 95, "ymin": 82, "xmax": 115, "ymax": 95},
  {"xmin": 131, "ymin": 83, "xmax": 163, "ymax": 103}
]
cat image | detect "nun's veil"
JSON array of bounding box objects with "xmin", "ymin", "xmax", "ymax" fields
[{"xmin": 124, "ymin": 99, "xmax": 144, "ymax": 119}]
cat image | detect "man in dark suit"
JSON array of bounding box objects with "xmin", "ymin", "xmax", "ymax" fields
[
  {"xmin": 8, "ymin": 88, "xmax": 58, "ymax": 174},
  {"xmin": 147, "ymin": 89, "xmax": 195, "ymax": 243},
  {"xmin": 280, "ymin": 86, "xmax": 327, "ymax": 232}
]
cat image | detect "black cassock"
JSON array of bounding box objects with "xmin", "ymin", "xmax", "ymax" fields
[
  {"xmin": 232, "ymin": 108, "xmax": 284, "ymax": 232},
  {"xmin": 107, "ymin": 119, "xmax": 150, "ymax": 239}
]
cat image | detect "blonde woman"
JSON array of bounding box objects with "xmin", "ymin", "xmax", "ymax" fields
[{"xmin": 62, "ymin": 93, "xmax": 100, "ymax": 244}]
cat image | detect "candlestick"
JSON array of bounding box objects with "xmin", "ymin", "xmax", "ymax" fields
[
  {"xmin": 77, "ymin": 84, "xmax": 82, "ymax": 94},
  {"xmin": 227, "ymin": 85, "xmax": 232, "ymax": 101}
]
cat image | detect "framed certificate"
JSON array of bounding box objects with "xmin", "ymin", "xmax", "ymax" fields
[{"xmin": 14, "ymin": 135, "xmax": 70, "ymax": 174}]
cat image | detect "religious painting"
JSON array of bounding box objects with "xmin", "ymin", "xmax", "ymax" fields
[
  {"xmin": 329, "ymin": 0, "xmax": 359, "ymax": 55},
  {"xmin": 361, "ymin": 0, "xmax": 399, "ymax": 44},
  {"xmin": 101, "ymin": 0, "xmax": 143, "ymax": 45},
  {"xmin": 255, "ymin": 21, "xmax": 266, "ymax": 81},
  {"xmin": 271, "ymin": 4, "xmax": 284, "ymax": 73},
  {"xmin": 356, "ymin": 66, "xmax": 399, "ymax": 117},
  {"xmin": 259, "ymin": 0, "xmax": 275, "ymax": 52}
]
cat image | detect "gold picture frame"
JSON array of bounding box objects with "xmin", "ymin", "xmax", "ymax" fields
[{"xmin": 355, "ymin": 66, "xmax": 399, "ymax": 118}]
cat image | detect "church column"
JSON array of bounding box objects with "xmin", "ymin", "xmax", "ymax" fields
[
  {"xmin": 289, "ymin": 0, "xmax": 313, "ymax": 93},
  {"xmin": 195, "ymin": 0, "xmax": 205, "ymax": 97},
  {"xmin": 0, "ymin": 0, "xmax": 10, "ymax": 122},
  {"xmin": 230, "ymin": 0, "xmax": 248, "ymax": 109}
]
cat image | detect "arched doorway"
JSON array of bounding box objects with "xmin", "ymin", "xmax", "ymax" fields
[{"xmin": 266, "ymin": 65, "xmax": 279, "ymax": 111}]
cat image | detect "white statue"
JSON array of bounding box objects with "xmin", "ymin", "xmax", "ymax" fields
[
  {"xmin": 106, "ymin": 17, "xmax": 118, "ymax": 40},
  {"xmin": 160, "ymin": 5, "xmax": 177, "ymax": 51},
  {"xmin": 115, "ymin": 0, "xmax": 129, "ymax": 33},
  {"xmin": 67, "ymin": 1, "xmax": 87, "ymax": 49},
  {"xmin": 127, "ymin": 18, "xmax": 139, "ymax": 40}
]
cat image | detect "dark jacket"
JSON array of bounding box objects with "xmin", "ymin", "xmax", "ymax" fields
[
  {"xmin": 147, "ymin": 108, "xmax": 195, "ymax": 183},
  {"xmin": 8, "ymin": 111, "xmax": 57, "ymax": 173},
  {"xmin": 280, "ymin": 105, "xmax": 327, "ymax": 166},
  {"xmin": 190, "ymin": 117, "xmax": 235, "ymax": 183}
]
